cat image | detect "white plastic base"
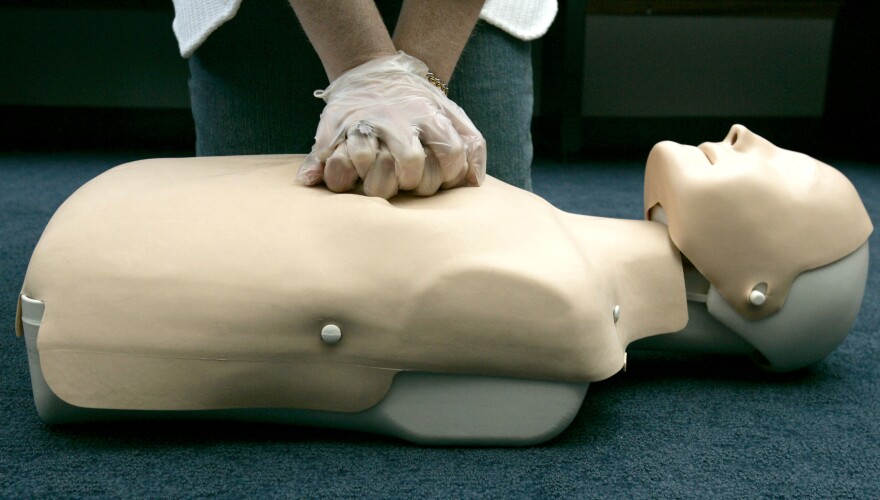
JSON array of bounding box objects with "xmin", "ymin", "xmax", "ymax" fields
[{"xmin": 20, "ymin": 295, "xmax": 588, "ymax": 446}]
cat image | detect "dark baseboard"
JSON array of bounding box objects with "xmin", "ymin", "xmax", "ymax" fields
[
  {"xmin": 532, "ymin": 116, "xmax": 873, "ymax": 163},
  {"xmin": 1, "ymin": 105, "xmax": 195, "ymax": 153}
]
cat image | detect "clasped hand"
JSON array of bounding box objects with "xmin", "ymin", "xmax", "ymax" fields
[{"xmin": 297, "ymin": 52, "xmax": 486, "ymax": 198}]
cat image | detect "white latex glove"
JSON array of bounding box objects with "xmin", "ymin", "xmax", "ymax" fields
[{"xmin": 296, "ymin": 51, "xmax": 487, "ymax": 198}]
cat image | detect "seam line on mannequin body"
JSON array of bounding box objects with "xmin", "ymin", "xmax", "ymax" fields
[{"xmin": 37, "ymin": 348, "xmax": 401, "ymax": 372}]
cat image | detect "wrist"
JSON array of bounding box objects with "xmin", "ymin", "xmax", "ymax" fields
[
  {"xmin": 424, "ymin": 72, "xmax": 449, "ymax": 96},
  {"xmin": 315, "ymin": 51, "xmax": 448, "ymax": 101},
  {"xmin": 328, "ymin": 48, "xmax": 398, "ymax": 82}
]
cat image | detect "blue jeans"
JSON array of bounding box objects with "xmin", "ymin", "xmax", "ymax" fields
[{"xmin": 188, "ymin": 0, "xmax": 534, "ymax": 191}]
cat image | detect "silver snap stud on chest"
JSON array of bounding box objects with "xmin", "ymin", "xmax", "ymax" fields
[{"xmin": 321, "ymin": 324, "xmax": 342, "ymax": 344}]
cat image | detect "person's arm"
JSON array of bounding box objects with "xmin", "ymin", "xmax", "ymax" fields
[
  {"xmin": 288, "ymin": 0, "xmax": 397, "ymax": 81},
  {"xmin": 392, "ymin": 0, "xmax": 485, "ymax": 82}
]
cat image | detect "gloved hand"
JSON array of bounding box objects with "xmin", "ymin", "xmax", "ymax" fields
[{"xmin": 296, "ymin": 51, "xmax": 486, "ymax": 198}]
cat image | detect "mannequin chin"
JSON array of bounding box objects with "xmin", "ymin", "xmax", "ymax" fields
[{"xmin": 13, "ymin": 125, "xmax": 873, "ymax": 444}]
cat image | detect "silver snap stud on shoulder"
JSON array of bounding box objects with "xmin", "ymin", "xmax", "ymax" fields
[
  {"xmin": 612, "ymin": 304, "xmax": 621, "ymax": 323},
  {"xmin": 321, "ymin": 324, "xmax": 342, "ymax": 344}
]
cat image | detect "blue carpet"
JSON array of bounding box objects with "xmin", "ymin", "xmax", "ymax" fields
[{"xmin": 2, "ymin": 152, "xmax": 878, "ymax": 498}]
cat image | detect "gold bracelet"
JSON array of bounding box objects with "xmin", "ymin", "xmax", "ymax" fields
[{"xmin": 425, "ymin": 72, "xmax": 449, "ymax": 96}]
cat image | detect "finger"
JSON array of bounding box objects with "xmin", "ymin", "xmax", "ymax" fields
[
  {"xmin": 418, "ymin": 113, "xmax": 467, "ymax": 184},
  {"xmin": 363, "ymin": 144, "xmax": 399, "ymax": 199},
  {"xmin": 312, "ymin": 114, "xmax": 345, "ymax": 161},
  {"xmin": 441, "ymin": 99, "xmax": 481, "ymax": 137},
  {"xmin": 434, "ymin": 99, "xmax": 486, "ymax": 188},
  {"xmin": 299, "ymin": 109, "xmax": 347, "ymax": 187},
  {"xmin": 324, "ymin": 142, "xmax": 359, "ymax": 193},
  {"xmin": 346, "ymin": 120, "xmax": 379, "ymax": 178},
  {"xmin": 441, "ymin": 165, "xmax": 467, "ymax": 190},
  {"xmin": 462, "ymin": 134, "xmax": 487, "ymax": 187},
  {"xmin": 373, "ymin": 122, "xmax": 425, "ymax": 191},
  {"xmin": 296, "ymin": 151, "xmax": 325, "ymax": 186},
  {"xmin": 413, "ymin": 147, "xmax": 444, "ymax": 196}
]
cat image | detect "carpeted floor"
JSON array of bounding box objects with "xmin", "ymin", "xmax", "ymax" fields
[{"xmin": 1, "ymin": 151, "xmax": 878, "ymax": 498}]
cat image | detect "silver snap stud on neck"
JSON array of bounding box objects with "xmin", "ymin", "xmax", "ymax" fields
[
  {"xmin": 321, "ymin": 324, "xmax": 342, "ymax": 344},
  {"xmin": 748, "ymin": 289, "xmax": 766, "ymax": 306},
  {"xmin": 612, "ymin": 304, "xmax": 621, "ymax": 323},
  {"xmin": 748, "ymin": 283, "xmax": 768, "ymax": 306}
]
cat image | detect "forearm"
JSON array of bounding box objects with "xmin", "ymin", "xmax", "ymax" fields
[
  {"xmin": 392, "ymin": 0, "xmax": 485, "ymax": 82},
  {"xmin": 288, "ymin": 0, "xmax": 397, "ymax": 81}
]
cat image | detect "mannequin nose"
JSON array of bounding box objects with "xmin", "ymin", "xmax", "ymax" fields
[
  {"xmin": 700, "ymin": 124, "xmax": 754, "ymax": 163},
  {"xmin": 725, "ymin": 124, "xmax": 750, "ymax": 147}
]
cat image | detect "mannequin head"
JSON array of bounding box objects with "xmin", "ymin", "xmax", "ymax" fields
[{"xmin": 644, "ymin": 124, "xmax": 872, "ymax": 319}]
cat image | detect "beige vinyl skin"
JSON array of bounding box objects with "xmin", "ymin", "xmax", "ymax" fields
[
  {"xmin": 645, "ymin": 125, "xmax": 873, "ymax": 320},
  {"xmin": 16, "ymin": 155, "xmax": 688, "ymax": 413}
]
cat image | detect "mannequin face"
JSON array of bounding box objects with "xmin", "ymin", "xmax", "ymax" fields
[{"xmin": 668, "ymin": 124, "xmax": 821, "ymax": 194}]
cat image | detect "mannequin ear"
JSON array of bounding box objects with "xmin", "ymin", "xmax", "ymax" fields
[
  {"xmin": 15, "ymin": 292, "xmax": 24, "ymax": 337},
  {"xmin": 647, "ymin": 204, "xmax": 669, "ymax": 225}
]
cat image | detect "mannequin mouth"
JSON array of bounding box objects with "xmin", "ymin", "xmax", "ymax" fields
[
  {"xmin": 646, "ymin": 141, "xmax": 712, "ymax": 173},
  {"xmin": 697, "ymin": 143, "xmax": 716, "ymax": 165}
]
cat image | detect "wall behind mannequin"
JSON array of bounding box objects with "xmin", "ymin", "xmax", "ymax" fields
[
  {"xmin": 580, "ymin": 16, "xmax": 832, "ymax": 118},
  {"xmin": 0, "ymin": 6, "xmax": 189, "ymax": 109},
  {"xmin": 824, "ymin": 1, "xmax": 880, "ymax": 162},
  {"xmin": 1, "ymin": 2, "xmax": 872, "ymax": 161},
  {"xmin": 0, "ymin": 4, "xmax": 193, "ymax": 150}
]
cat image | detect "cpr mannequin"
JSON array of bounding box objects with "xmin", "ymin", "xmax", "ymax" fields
[{"xmin": 15, "ymin": 125, "xmax": 871, "ymax": 445}]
